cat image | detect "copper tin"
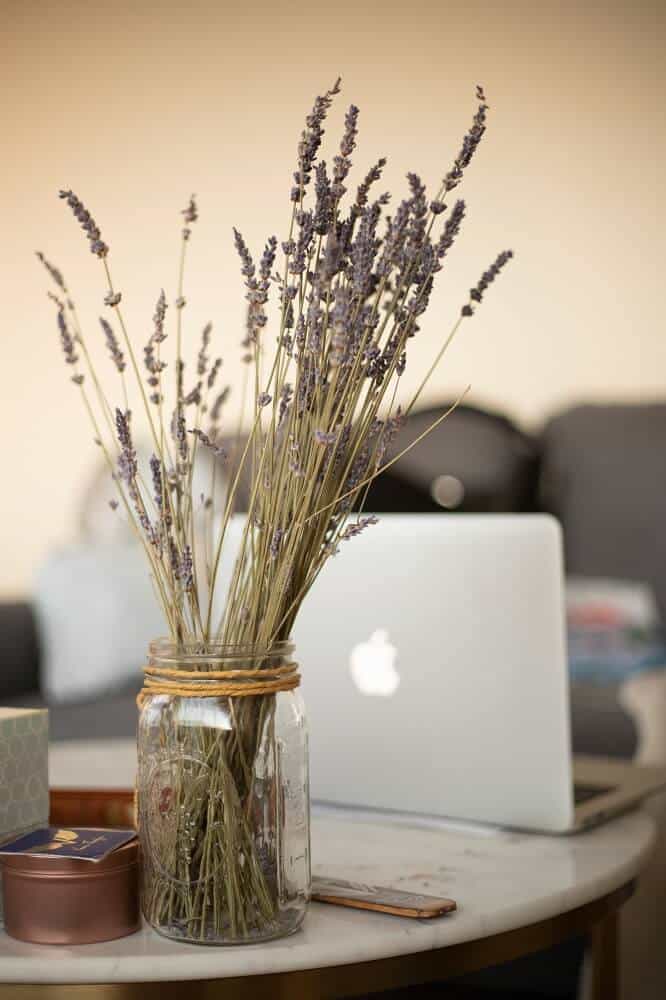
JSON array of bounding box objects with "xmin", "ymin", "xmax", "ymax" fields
[{"xmin": 1, "ymin": 838, "xmax": 140, "ymax": 944}]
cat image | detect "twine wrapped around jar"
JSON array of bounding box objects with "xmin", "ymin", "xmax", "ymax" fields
[{"xmin": 137, "ymin": 661, "xmax": 301, "ymax": 704}]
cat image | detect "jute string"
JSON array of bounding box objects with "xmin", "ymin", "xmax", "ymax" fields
[{"xmin": 137, "ymin": 661, "xmax": 300, "ymax": 707}]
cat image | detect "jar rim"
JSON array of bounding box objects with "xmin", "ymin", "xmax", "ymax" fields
[{"xmin": 148, "ymin": 637, "xmax": 295, "ymax": 666}]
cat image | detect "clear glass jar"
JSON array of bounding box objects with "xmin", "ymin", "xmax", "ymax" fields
[{"xmin": 137, "ymin": 639, "xmax": 310, "ymax": 945}]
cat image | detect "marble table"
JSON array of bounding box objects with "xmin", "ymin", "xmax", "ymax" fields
[{"xmin": 0, "ymin": 741, "xmax": 655, "ymax": 999}]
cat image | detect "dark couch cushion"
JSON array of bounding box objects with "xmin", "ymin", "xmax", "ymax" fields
[
  {"xmin": 0, "ymin": 602, "xmax": 40, "ymax": 697},
  {"xmin": 366, "ymin": 403, "xmax": 540, "ymax": 513},
  {"xmin": 540, "ymin": 403, "xmax": 666, "ymax": 621}
]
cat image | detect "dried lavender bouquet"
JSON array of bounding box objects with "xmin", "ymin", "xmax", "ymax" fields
[{"xmin": 39, "ymin": 80, "xmax": 512, "ymax": 941}]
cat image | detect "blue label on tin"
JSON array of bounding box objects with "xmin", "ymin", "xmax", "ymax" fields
[{"xmin": 0, "ymin": 827, "xmax": 136, "ymax": 863}]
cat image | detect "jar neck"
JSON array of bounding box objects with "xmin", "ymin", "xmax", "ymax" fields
[{"xmin": 147, "ymin": 638, "xmax": 295, "ymax": 672}]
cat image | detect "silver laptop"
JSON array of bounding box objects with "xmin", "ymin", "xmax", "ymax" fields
[{"xmin": 292, "ymin": 514, "xmax": 666, "ymax": 833}]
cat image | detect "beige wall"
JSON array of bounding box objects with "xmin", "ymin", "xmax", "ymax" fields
[{"xmin": 2, "ymin": 0, "xmax": 665, "ymax": 596}]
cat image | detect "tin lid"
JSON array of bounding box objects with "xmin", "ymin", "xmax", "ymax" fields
[{"xmin": 0, "ymin": 837, "xmax": 138, "ymax": 876}]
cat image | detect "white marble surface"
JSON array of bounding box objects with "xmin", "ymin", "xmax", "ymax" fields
[
  {"xmin": 48, "ymin": 739, "xmax": 138, "ymax": 789},
  {"xmin": 0, "ymin": 740, "xmax": 654, "ymax": 984}
]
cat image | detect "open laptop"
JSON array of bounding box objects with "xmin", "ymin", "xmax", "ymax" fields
[{"xmin": 292, "ymin": 514, "xmax": 666, "ymax": 833}]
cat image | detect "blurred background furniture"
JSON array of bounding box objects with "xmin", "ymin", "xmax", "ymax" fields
[{"xmin": 1, "ymin": 399, "xmax": 665, "ymax": 998}]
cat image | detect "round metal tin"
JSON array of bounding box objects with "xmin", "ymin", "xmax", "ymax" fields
[{"xmin": 1, "ymin": 838, "xmax": 140, "ymax": 944}]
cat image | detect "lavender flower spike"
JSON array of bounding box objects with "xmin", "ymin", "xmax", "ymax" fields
[
  {"xmin": 442, "ymin": 85, "xmax": 488, "ymax": 195},
  {"xmin": 115, "ymin": 408, "xmax": 137, "ymax": 483},
  {"xmin": 150, "ymin": 454, "xmax": 163, "ymax": 509},
  {"xmin": 291, "ymin": 78, "xmax": 342, "ymax": 201},
  {"xmin": 351, "ymin": 158, "xmax": 387, "ymax": 218},
  {"xmin": 58, "ymin": 189, "xmax": 109, "ymax": 257},
  {"xmin": 189, "ymin": 428, "xmax": 227, "ymax": 459},
  {"xmin": 269, "ymin": 528, "xmax": 284, "ymax": 560},
  {"xmin": 180, "ymin": 545, "xmax": 194, "ymax": 590},
  {"xmin": 435, "ymin": 200, "xmax": 466, "ymax": 261},
  {"xmin": 207, "ymin": 357, "xmax": 222, "ymax": 390},
  {"xmin": 461, "ymin": 249, "xmax": 514, "ymax": 317},
  {"xmin": 182, "ymin": 194, "xmax": 198, "ymax": 240},
  {"xmin": 340, "ymin": 514, "xmax": 379, "ymax": 541},
  {"xmin": 153, "ymin": 290, "xmax": 167, "ymax": 342},
  {"xmin": 99, "ymin": 317, "xmax": 125, "ymax": 372},
  {"xmin": 56, "ymin": 306, "xmax": 78, "ymax": 368},
  {"xmin": 182, "ymin": 194, "xmax": 198, "ymax": 224},
  {"xmin": 313, "ymin": 429, "xmax": 337, "ymax": 445},
  {"xmin": 210, "ymin": 386, "xmax": 230, "ymax": 424},
  {"xmin": 36, "ymin": 252, "xmax": 66, "ymax": 291},
  {"xmin": 197, "ymin": 322, "xmax": 212, "ymax": 376}
]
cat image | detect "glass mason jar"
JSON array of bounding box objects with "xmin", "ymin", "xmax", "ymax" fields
[{"xmin": 137, "ymin": 639, "xmax": 310, "ymax": 945}]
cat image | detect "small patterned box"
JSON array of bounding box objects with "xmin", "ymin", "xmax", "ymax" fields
[{"xmin": 0, "ymin": 708, "xmax": 49, "ymax": 840}]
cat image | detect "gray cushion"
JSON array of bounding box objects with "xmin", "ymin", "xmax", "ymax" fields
[
  {"xmin": 540, "ymin": 403, "xmax": 666, "ymax": 621},
  {"xmin": 369, "ymin": 403, "xmax": 540, "ymax": 513},
  {"xmin": 3, "ymin": 683, "xmax": 140, "ymax": 742},
  {"xmin": 0, "ymin": 603, "xmax": 40, "ymax": 697}
]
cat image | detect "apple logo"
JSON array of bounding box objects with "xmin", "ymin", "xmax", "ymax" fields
[{"xmin": 349, "ymin": 630, "xmax": 400, "ymax": 697}]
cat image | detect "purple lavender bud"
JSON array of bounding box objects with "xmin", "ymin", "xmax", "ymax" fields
[
  {"xmin": 149, "ymin": 454, "xmax": 164, "ymax": 510},
  {"xmin": 207, "ymin": 357, "xmax": 222, "ymax": 390},
  {"xmin": 436, "ymin": 200, "xmax": 466, "ymax": 261},
  {"xmin": 184, "ymin": 382, "xmax": 202, "ymax": 407},
  {"xmin": 172, "ymin": 411, "xmax": 188, "ymax": 464},
  {"xmin": 257, "ymin": 392, "xmax": 272, "ymax": 408},
  {"xmin": 339, "ymin": 104, "xmax": 359, "ymax": 158},
  {"xmin": 269, "ymin": 528, "xmax": 284, "ymax": 560},
  {"xmin": 289, "ymin": 211, "xmax": 314, "ymax": 276},
  {"xmin": 259, "ymin": 236, "xmax": 278, "ymax": 282},
  {"xmin": 197, "ymin": 322, "xmax": 212, "ymax": 376},
  {"xmin": 442, "ymin": 86, "xmax": 488, "ymax": 194},
  {"xmin": 143, "ymin": 291, "xmax": 168, "ymax": 395},
  {"xmin": 233, "ymin": 228, "xmax": 255, "ymax": 280},
  {"xmin": 313, "ymin": 161, "xmax": 332, "ymax": 235},
  {"xmin": 153, "ymin": 290, "xmax": 167, "ymax": 342},
  {"xmin": 56, "ymin": 306, "xmax": 79, "ymax": 369},
  {"xmin": 278, "ymin": 382, "xmax": 293, "ymax": 426},
  {"xmin": 104, "ymin": 291, "xmax": 122, "ymax": 307},
  {"xmin": 182, "ymin": 194, "xmax": 198, "ymax": 226},
  {"xmin": 36, "ymin": 252, "xmax": 66, "ymax": 290},
  {"xmin": 115, "ymin": 408, "xmax": 138, "ymax": 483},
  {"xmin": 58, "ymin": 189, "xmax": 109, "ymax": 257},
  {"xmin": 313, "ymin": 429, "xmax": 337, "ymax": 445},
  {"xmin": 351, "ymin": 158, "xmax": 387, "ymax": 220},
  {"xmin": 188, "ymin": 428, "xmax": 228, "ymax": 459},
  {"xmin": 462, "ymin": 249, "xmax": 514, "ymax": 316},
  {"xmin": 210, "ymin": 386, "xmax": 230, "ymax": 424},
  {"xmin": 340, "ymin": 514, "xmax": 379, "ymax": 541},
  {"xmin": 180, "ymin": 545, "xmax": 194, "ymax": 590},
  {"xmin": 99, "ymin": 317, "xmax": 125, "ymax": 373},
  {"xmin": 291, "ymin": 78, "xmax": 341, "ymax": 200}
]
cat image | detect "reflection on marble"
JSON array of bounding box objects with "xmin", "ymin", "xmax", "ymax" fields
[{"xmin": 0, "ymin": 800, "xmax": 654, "ymax": 983}]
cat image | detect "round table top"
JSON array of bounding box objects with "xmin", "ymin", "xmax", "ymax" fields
[{"xmin": 0, "ymin": 740, "xmax": 655, "ymax": 985}]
